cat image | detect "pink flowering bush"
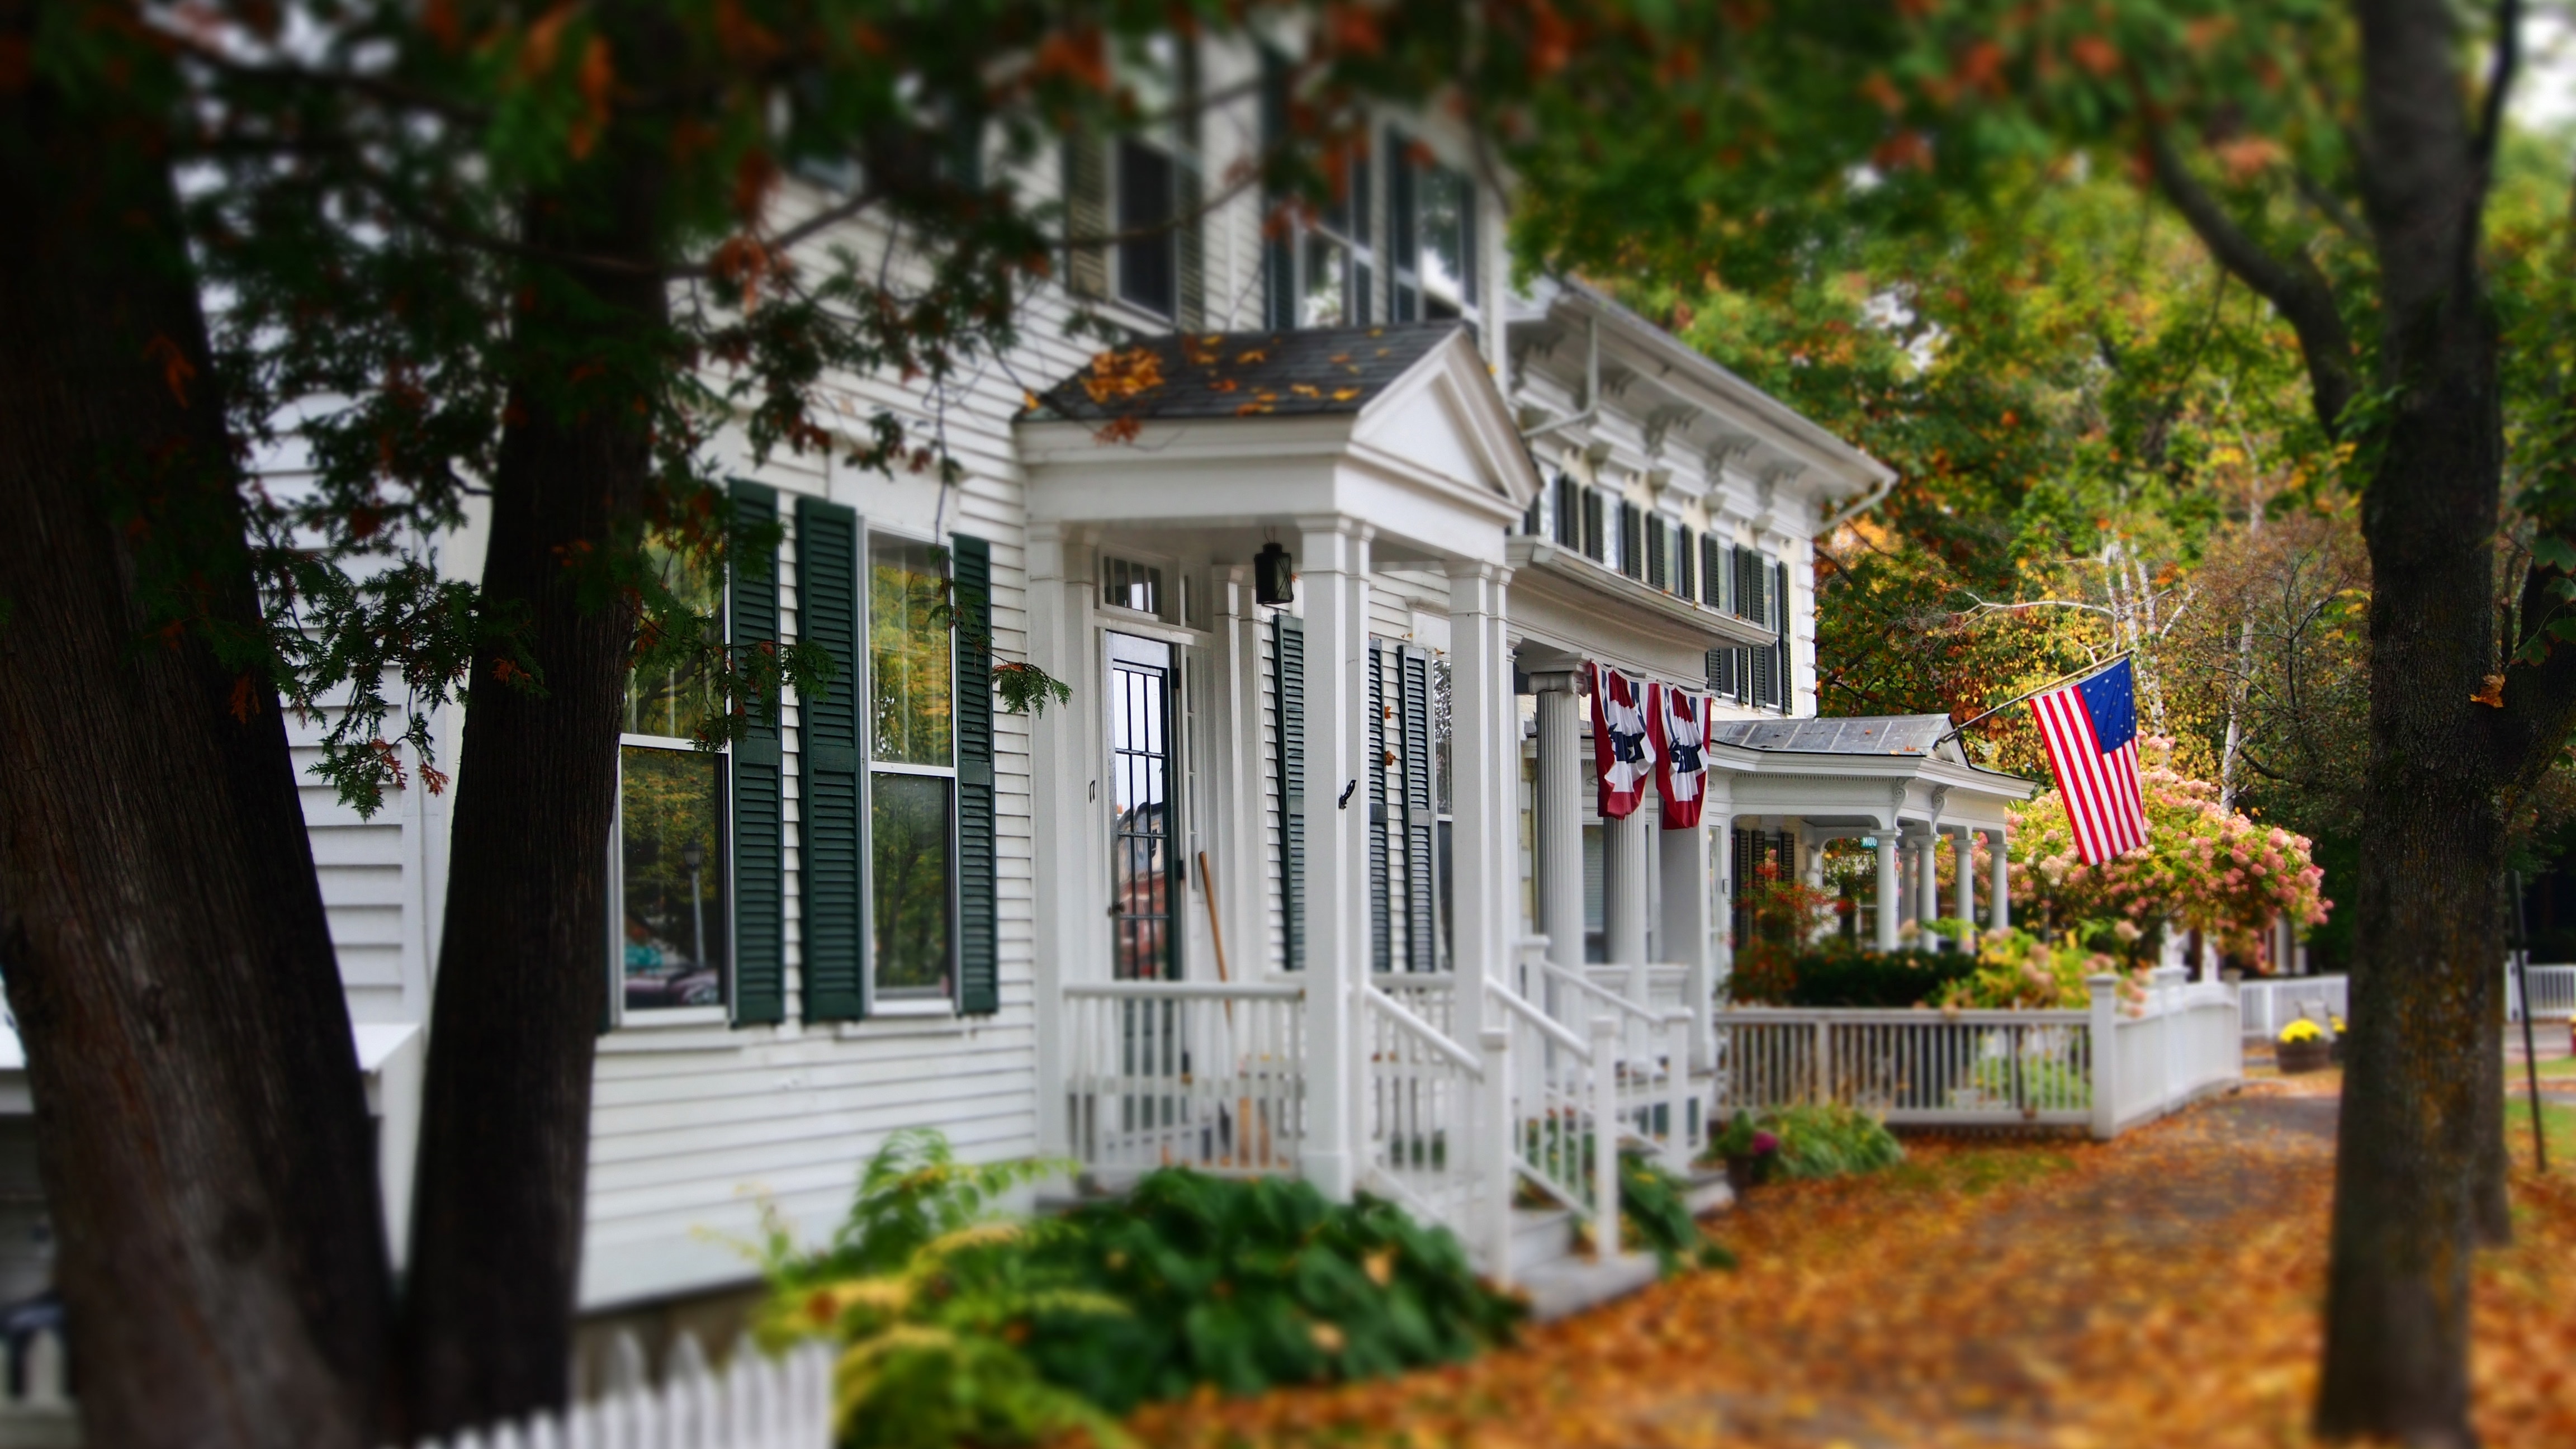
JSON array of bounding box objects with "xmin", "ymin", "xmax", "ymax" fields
[{"xmin": 2007, "ymin": 740, "xmax": 2331, "ymax": 960}]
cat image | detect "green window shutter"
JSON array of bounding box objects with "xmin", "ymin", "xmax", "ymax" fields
[
  {"xmin": 1400, "ymin": 647, "xmax": 1437, "ymax": 973},
  {"xmin": 1272, "ymin": 613, "xmax": 1304, "ymax": 970},
  {"xmin": 1774, "ymin": 557, "xmax": 1793, "ymax": 714},
  {"xmin": 797, "ymin": 497, "xmax": 866, "ymax": 1022},
  {"xmin": 730, "ymin": 480, "xmax": 786, "ymax": 1026},
  {"xmin": 1677, "ymin": 527, "xmax": 1697, "ymax": 600},
  {"xmin": 1175, "ymin": 42, "xmax": 1206, "ymax": 334},
  {"xmin": 953, "ymin": 534, "xmax": 1000, "ymax": 1015},
  {"xmin": 1258, "ymin": 48, "xmax": 1296, "ymax": 332},
  {"xmin": 1064, "ymin": 135, "xmax": 1110, "ymax": 300},
  {"xmin": 1368, "ymin": 642, "xmax": 1389, "ymax": 974}
]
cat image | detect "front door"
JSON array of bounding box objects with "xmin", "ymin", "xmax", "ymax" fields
[{"xmin": 1109, "ymin": 633, "xmax": 1181, "ymax": 981}]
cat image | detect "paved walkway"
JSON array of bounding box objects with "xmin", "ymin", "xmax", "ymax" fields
[{"xmin": 1121, "ymin": 1079, "xmax": 2576, "ymax": 1448}]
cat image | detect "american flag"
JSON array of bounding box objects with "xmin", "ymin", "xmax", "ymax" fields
[{"xmin": 2028, "ymin": 657, "xmax": 2149, "ymax": 864}]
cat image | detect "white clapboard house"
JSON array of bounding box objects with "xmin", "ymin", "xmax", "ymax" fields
[{"xmin": 0, "ymin": 31, "xmax": 2039, "ymax": 1400}]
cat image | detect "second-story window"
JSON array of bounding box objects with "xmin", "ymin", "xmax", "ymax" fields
[
  {"xmin": 1301, "ymin": 143, "xmax": 1374, "ymax": 327},
  {"xmin": 1390, "ymin": 131, "xmax": 1478, "ymax": 324},
  {"xmin": 1116, "ymin": 138, "xmax": 1178, "ymax": 319},
  {"xmin": 869, "ymin": 536, "xmax": 958, "ymax": 1001}
]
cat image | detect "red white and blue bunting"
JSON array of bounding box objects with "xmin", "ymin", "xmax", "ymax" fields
[
  {"xmin": 1651, "ymin": 682, "xmax": 1716, "ymax": 829},
  {"xmin": 1588, "ymin": 662, "xmax": 1658, "ymax": 820}
]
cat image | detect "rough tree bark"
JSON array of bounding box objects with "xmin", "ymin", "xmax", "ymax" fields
[
  {"xmin": 0, "ymin": 9, "xmax": 391, "ymax": 1446},
  {"xmin": 397, "ymin": 18, "xmax": 672, "ymax": 1433},
  {"xmin": 2314, "ymin": 0, "xmax": 2547, "ymax": 1441}
]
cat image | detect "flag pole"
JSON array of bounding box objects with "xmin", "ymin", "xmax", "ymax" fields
[{"xmin": 1935, "ymin": 651, "xmax": 2134, "ymax": 747}]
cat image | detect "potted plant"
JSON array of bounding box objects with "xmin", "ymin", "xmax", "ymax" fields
[
  {"xmin": 1708, "ymin": 1110, "xmax": 1780, "ymax": 1195},
  {"xmin": 2277, "ymin": 1019, "xmax": 2333, "ymax": 1075}
]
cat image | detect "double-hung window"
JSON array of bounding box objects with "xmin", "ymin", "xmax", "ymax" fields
[
  {"xmin": 867, "ymin": 535, "xmax": 958, "ymax": 1003},
  {"xmin": 1389, "ymin": 130, "xmax": 1478, "ymax": 324},
  {"xmin": 614, "ymin": 541, "xmax": 731, "ymax": 1019}
]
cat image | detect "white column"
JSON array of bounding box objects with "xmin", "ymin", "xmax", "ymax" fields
[
  {"xmin": 1711, "ymin": 806, "xmax": 1734, "ymax": 1006},
  {"xmin": 1917, "ymin": 828, "xmax": 1941, "ymax": 944},
  {"xmin": 1445, "ymin": 560, "xmax": 1513, "ymax": 1045},
  {"xmin": 1987, "ymin": 827, "xmax": 2011, "ymax": 932},
  {"xmin": 1605, "ymin": 804, "xmax": 1649, "ymax": 970},
  {"xmin": 1531, "ymin": 670, "xmax": 1585, "ymax": 971},
  {"xmin": 1674, "ymin": 783, "xmax": 1723, "ymax": 1069},
  {"xmin": 1298, "ymin": 519, "xmax": 1367, "ymax": 1199},
  {"xmin": 1953, "ymin": 825, "xmax": 1976, "ymax": 945},
  {"xmin": 1026, "ymin": 524, "xmax": 1093, "ymax": 1156},
  {"xmin": 1875, "ymin": 833, "xmax": 1901, "ymax": 950}
]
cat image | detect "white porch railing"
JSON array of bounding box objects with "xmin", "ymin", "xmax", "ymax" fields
[
  {"xmin": 1540, "ymin": 961, "xmax": 1701, "ymax": 1166},
  {"xmin": 2238, "ymin": 974, "xmax": 2347, "ymax": 1041},
  {"xmin": 1490, "ymin": 979, "xmax": 1621, "ymax": 1264},
  {"xmin": 1358, "ymin": 983, "xmax": 1498, "ymax": 1248},
  {"xmin": 1060, "ymin": 982, "xmax": 1305, "ymax": 1177},
  {"xmin": 1713, "ymin": 969, "xmax": 2241, "ymax": 1140}
]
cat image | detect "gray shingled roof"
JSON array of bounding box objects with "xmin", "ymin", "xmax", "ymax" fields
[
  {"xmin": 1712, "ymin": 714, "xmax": 1955, "ymax": 755},
  {"xmin": 1022, "ymin": 321, "xmax": 1467, "ymax": 423}
]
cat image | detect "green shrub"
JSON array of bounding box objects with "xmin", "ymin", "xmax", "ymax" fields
[
  {"xmin": 1616, "ymin": 1154, "xmax": 1734, "ymax": 1273},
  {"xmin": 1729, "ymin": 940, "xmax": 1979, "ymax": 1008},
  {"xmin": 1764, "ymin": 1103, "xmax": 1906, "ymax": 1180},
  {"xmin": 1028, "ymin": 1170, "xmax": 1522, "ymax": 1411},
  {"xmin": 757, "ymin": 1133, "xmax": 1523, "ymax": 1447}
]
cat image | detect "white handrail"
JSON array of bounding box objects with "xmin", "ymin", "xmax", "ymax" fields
[
  {"xmin": 1063, "ymin": 980, "xmax": 1305, "ymax": 1000},
  {"xmin": 1540, "ymin": 959, "xmax": 1687, "ymax": 1026},
  {"xmin": 1491, "ymin": 980, "xmax": 1590, "ymax": 1058},
  {"xmin": 1361, "ymin": 983, "xmax": 1485, "ymax": 1077}
]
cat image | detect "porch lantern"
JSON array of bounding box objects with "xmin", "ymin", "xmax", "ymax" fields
[{"xmin": 1254, "ymin": 541, "xmax": 1296, "ymax": 606}]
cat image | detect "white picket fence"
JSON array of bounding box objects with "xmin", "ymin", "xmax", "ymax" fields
[
  {"xmin": 2239, "ymin": 963, "xmax": 2576, "ymax": 1041},
  {"xmin": 2509, "ymin": 963, "xmax": 2576, "ymax": 1022},
  {"xmin": 1713, "ymin": 968, "xmax": 2241, "ymax": 1140},
  {"xmin": 2238, "ymin": 974, "xmax": 2346, "ymax": 1042},
  {"xmin": 0, "ymin": 1330, "xmax": 831, "ymax": 1449}
]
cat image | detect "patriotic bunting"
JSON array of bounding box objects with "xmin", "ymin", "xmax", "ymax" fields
[
  {"xmin": 1589, "ymin": 662, "xmax": 1656, "ymax": 820},
  {"xmin": 1651, "ymin": 683, "xmax": 1715, "ymax": 829}
]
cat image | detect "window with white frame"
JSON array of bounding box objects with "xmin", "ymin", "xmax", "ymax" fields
[
  {"xmin": 615, "ymin": 540, "xmax": 730, "ymax": 1016},
  {"xmin": 868, "ymin": 534, "xmax": 958, "ymax": 1000},
  {"xmin": 1390, "ymin": 130, "xmax": 1478, "ymax": 324}
]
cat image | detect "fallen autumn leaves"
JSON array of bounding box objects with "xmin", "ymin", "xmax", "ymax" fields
[{"xmin": 1100, "ymin": 1078, "xmax": 2576, "ymax": 1448}]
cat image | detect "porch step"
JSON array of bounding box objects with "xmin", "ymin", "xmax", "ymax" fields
[
  {"xmin": 1513, "ymin": 1251, "xmax": 1664, "ymax": 1322},
  {"xmin": 1509, "ymin": 1205, "xmax": 1576, "ymax": 1270},
  {"xmin": 1682, "ymin": 1166, "xmax": 1735, "ymax": 1217}
]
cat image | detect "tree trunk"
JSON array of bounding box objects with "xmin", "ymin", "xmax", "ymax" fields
[
  {"xmin": 2317, "ymin": 6, "xmax": 2509, "ymax": 1439},
  {"xmin": 397, "ymin": 54, "xmax": 671, "ymax": 1434},
  {"xmin": 0, "ymin": 17, "xmax": 391, "ymax": 1447}
]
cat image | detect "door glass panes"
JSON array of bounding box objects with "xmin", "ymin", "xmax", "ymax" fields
[
  {"xmin": 620, "ymin": 745, "xmax": 728, "ymax": 1011},
  {"xmin": 871, "ymin": 772, "xmax": 954, "ymax": 996},
  {"xmin": 1110, "ymin": 634, "xmax": 1178, "ymax": 980},
  {"xmin": 870, "ymin": 537, "xmax": 953, "ymax": 766},
  {"xmin": 625, "ymin": 533, "xmax": 724, "ymax": 740}
]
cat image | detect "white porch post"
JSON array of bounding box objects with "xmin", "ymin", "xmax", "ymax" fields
[
  {"xmin": 1531, "ymin": 670, "xmax": 1586, "ymax": 972},
  {"xmin": 1874, "ymin": 832, "xmax": 1901, "ymax": 950},
  {"xmin": 1298, "ymin": 520, "xmax": 1368, "ymax": 1200},
  {"xmin": 1711, "ymin": 804, "xmax": 1735, "ymax": 1010},
  {"xmin": 1605, "ymin": 804, "xmax": 1649, "ymax": 971},
  {"xmin": 1987, "ymin": 826, "xmax": 2011, "ymax": 932},
  {"xmin": 1658, "ymin": 815, "xmax": 1711, "ymax": 995},
  {"xmin": 1026, "ymin": 523, "xmax": 1092, "ymax": 1158},
  {"xmin": 1953, "ymin": 825, "xmax": 1976, "ymax": 945},
  {"xmin": 1445, "ymin": 561, "xmax": 1513, "ymax": 1042},
  {"xmin": 1916, "ymin": 827, "xmax": 1941, "ymax": 944}
]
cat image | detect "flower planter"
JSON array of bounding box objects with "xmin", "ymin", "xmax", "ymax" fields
[
  {"xmin": 2276, "ymin": 1037, "xmax": 2333, "ymax": 1075},
  {"xmin": 1723, "ymin": 1153, "xmax": 1774, "ymax": 1196}
]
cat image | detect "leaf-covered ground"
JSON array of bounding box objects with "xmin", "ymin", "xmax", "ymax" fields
[{"xmin": 1112, "ymin": 1076, "xmax": 2576, "ymax": 1447}]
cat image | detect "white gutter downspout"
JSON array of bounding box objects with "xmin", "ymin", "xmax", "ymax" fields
[{"xmin": 1818, "ymin": 471, "xmax": 1895, "ymax": 534}]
